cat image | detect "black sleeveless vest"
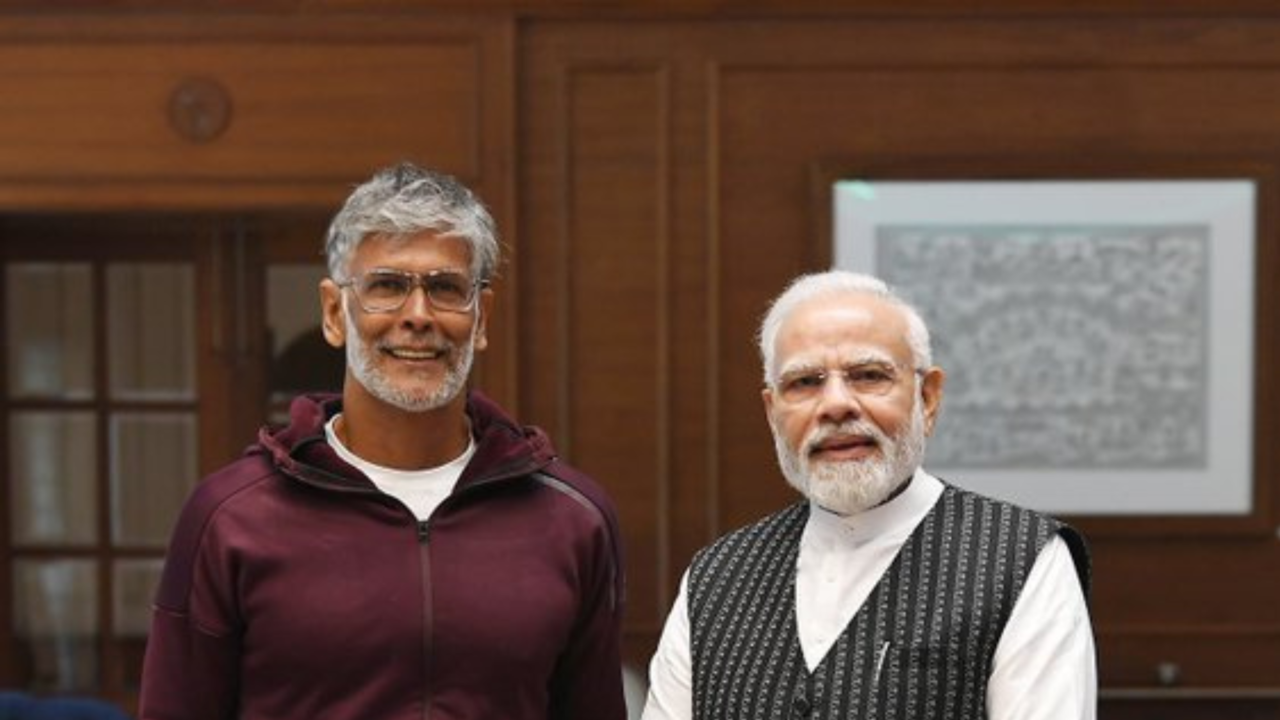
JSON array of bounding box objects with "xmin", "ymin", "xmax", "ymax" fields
[{"xmin": 687, "ymin": 483, "xmax": 1089, "ymax": 720}]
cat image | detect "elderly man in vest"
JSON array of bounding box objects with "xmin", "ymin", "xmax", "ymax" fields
[{"xmin": 642, "ymin": 270, "xmax": 1095, "ymax": 720}]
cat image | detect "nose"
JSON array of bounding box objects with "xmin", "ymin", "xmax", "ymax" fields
[
  {"xmin": 397, "ymin": 283, "xmax": 437, "ymax": 330},
  {"xmin": 816, "ymin": 373, "xmax": 862, "ymax": 424}
]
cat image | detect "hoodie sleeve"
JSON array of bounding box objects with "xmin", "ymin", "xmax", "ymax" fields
[
  {"xmin": 138, "ymin": 461, "xmax": 261, "ymax": 720},
  {"xmin": 544, "ymin": 462, "xmax": 629, "ymax": 720},
  {"xmin": 138, "ymin": 604, "xmax": 240, "ymax": 720}
]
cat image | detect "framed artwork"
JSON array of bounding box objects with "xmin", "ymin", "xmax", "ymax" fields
[{"xmin": 827, "ymin": 174, "xmax": 1262, "ymax": 521}]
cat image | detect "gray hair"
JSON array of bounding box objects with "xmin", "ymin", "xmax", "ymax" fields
[
  {"xmin": 757, "ymin": 270, "xmax": 933, "ymax": 386},
  {"xmin": 325, "ymin": 162, "xmax": 499, "ymax": 282}
]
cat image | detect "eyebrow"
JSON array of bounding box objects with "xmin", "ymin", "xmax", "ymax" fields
[
  {"xmin": 776, "ymin": 351, "xmax": 897, "ymax": 379},
  {"xmin": 365, "ymin": 266, "xmax": 471, "ymax": 277}
]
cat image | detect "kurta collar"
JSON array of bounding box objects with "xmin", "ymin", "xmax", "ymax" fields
[{"xmin": 805, "ymin": 469, "xmax": 944, "ymax": 548}]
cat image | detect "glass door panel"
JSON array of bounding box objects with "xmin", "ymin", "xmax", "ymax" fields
[
  {"xmin": 5, "ymin": 264, "xmax": 94, "ymax": 400},
  {"xmin": 11, "ymin": 559, "xmax": 99, "ymax": 693},
  {"xmin": 109, "ymin": 413, "xmax": 198, "ymax": 547},
  {"xmin": 0, "ymin": 214, "xmax": 316, "ymax": 710},
  {"xmin": 2, "ymin": 225, "xmax": 215, "ymax": 711},
  {"xmin": 106, "ymin": 264, "xmax": 196, "ymax": 402},
  {"xmin": 9, "ymin": 411, "xmax": 97, "ymax": 546},
  {"xmin": 266, "ymin": 263, "xmax": 342, "ymax": 420}
]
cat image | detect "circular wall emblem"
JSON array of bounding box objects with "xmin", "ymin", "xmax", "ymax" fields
[{"xmin": 167, "ymin": 76, "xmax": 233, "ymax": 143}]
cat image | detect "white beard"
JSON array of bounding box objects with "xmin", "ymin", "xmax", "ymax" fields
[
  {"xmin": 344, "ymin": 299, "xmax": 476, "ymax": 412},
  {"xmin": 771, "ymin": 395, "xmax": 928, "ymax": 516}
]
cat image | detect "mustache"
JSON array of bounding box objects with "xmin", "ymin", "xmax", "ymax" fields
[
  {"xmin": 374, "ymin": 336, "xmax": 452, "ymax": 354},
  {"xmin": 805, "ymin": 420, "xmax": 891, "ymax": 455}
]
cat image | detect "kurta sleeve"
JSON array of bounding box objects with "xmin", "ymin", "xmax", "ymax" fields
[
  {"xmin": 639, "ymin": 571, "xmax": 692, "ymax": 720},
  {"xmin": 987, "ymin": 535, "xmax": 1097, "ymax": 720}
]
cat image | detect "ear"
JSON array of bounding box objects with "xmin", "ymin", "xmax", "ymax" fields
[
  {"xmin": 471, "ymin": 286, "xmax": 494, "ymax": 352},
  {"xmin": 320, "ymin": 278, "xmax": 347, "ymax": 349},
  {"xmin": 919, "ymin": 366, "xmax": 946, "ymax": 436},
  {"xmin": 761, "ymin": 384, "xmax": 777, "ymax": 425}
]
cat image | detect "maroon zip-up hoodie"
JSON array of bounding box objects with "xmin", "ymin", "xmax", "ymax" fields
[{"xmin": 139, "ymin": 391, "xmax": 627, "ymax": 720}]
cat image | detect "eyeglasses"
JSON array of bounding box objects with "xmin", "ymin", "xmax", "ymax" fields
[
  {"xmin": 773, "ymin": 361, "xmax": 923, "ymax": 404},
  {"xmin": 338, "ymin": 269, "xmax": 487, "ymax": 314}
]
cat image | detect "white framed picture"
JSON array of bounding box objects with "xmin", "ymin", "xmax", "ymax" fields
[{"xmin": 834, "ymin": 179, "xmax": 1256, "ymax": 515}]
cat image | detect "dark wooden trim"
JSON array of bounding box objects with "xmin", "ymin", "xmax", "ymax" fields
[
  {"xmin": 0, "ymin": 239, "xmax": 12, "ymax": 685},
  {"xmin": 12, "ymin": 1, "xmax": 1280, "ymax": 19}
]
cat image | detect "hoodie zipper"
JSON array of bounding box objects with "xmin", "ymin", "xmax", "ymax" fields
[
  {"xmin": 418, "ymin": 517, "xmax": 433, "ymax": 720},
  {"xmin": 413, "ymin": 474, "xmax": 528, "ymax": 720},
  {"xmin": 273, "ymin": 433, "xmax": 555, "ymax": 720}
]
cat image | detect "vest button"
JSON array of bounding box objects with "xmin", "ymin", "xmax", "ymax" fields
[{"xmin": 792, "ymin": 693, "xmax": 812, "ymax": 716}]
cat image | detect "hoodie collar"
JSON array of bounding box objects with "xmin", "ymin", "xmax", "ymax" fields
[{"xmin": 256, "ymin": 391, "xmax": 556, "ymax": 492}]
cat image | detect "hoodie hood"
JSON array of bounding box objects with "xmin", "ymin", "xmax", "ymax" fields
[{"xmin": 253, "ymin": 390, "xmax": 557, "ymax": 493}]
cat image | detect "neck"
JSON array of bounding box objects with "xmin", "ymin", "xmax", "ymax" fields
[{"xmin": 337, "ymin": 382, "xmax": 472, "ymax": 470}]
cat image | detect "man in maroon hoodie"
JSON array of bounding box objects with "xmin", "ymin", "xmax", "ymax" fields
[{"xmin": 139, "ymin": 163, "xmax": 627, "ymax": 720}]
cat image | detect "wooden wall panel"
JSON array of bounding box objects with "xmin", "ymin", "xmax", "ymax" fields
[
  {"xmin": 522, "ymin": 17, "xmax": 1280, "ymax": 707},
  {"xmin": 0, "ymin": 16, "xmax": 512, "ymax": 215},
  {"xmin": 565, "ymin": 67, "xmax": 669, "ymax": 650},
  {"xmin": 0, "ymin": 41, "xmax": 480, "ymax": 181},
  {"xmin": 519, "ymin": 58, "xmax": 677, "ymax": 663}
]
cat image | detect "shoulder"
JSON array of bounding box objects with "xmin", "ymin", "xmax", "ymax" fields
[
  {"xmin": 684, "ymin": 503, "xmax": 807, "ymax": 621},
  {"xmin": 539, "ymin": 458, "xmax": 616, "ymax": 511},
  {"xmin": 693, "ymin": 502, "xmax": 808, "ymax": 568},
  {"xmin": 172, "ymin": 451, "xmax": 281, "ymax": 542},
  {"xmin": 935, "ymin": 478, "xmax": 1091, "ymax": 597},
  {"xmin": 938, "ymin": 480, "xmax": 1064, "ymax": 536},
  {"xmin": 534, "ymin": 458, "xmax": 623, "ymax": 544}
]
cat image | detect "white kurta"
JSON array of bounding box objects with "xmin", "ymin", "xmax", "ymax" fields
[{"xmin": 641, "ymin": 471, "xmax": 1097, "ymax": 720}]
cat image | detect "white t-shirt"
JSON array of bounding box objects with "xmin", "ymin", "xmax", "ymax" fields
[{"xmin": 324, "ymin": 414, "xmax": 475, "ymax": 521}]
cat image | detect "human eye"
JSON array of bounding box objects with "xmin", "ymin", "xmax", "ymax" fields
[
  {"xmin": 780, "ymin": 371, "xmax": 825, "ymax": 399},
  {"xmin": 360, "ymin": 271, "xmax": 410, "ymax": 298},
  {"xmin": 425, "ymin": 271, "xmax": 472, "ymax": 308},
  {"xmin": 846, "ymin": 363, "xmax": 897, "ymax": 392}
]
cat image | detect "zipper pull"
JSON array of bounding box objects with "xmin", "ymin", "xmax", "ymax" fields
[{"xmin": 417, "ymin": 520, "xmax": 431, "ymax": 544}]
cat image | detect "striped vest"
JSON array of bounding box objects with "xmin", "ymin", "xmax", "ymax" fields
[{"xmin": 688, "ymin": 483, "xmax": 1088, "ymax": 720}]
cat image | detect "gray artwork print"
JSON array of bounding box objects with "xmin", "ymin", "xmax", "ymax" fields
[{"xmin": 878, "ymin": 224, "xmax": 1209, "ymax": 470}]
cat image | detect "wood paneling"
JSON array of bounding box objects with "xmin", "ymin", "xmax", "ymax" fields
[
  {"xmin": 521, "ymin": 16, "xmax": 1280, "ymax": 706},
  {"xmin": 13, "ymin": 0, "xmax": 1280, "ymax": 16},
  {"xmin": 519, "ymin": 55, "xmax": 677, "ymax": 661},
  {"xmin": 564, "ymin": 66, "xmax": 670, "ymax": 638},
  {"xmin": 0, "ymin": 41, "xmax": 479, "ymax": 179}
]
